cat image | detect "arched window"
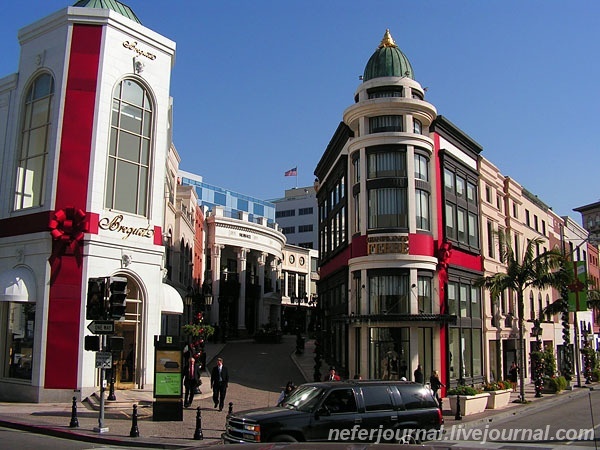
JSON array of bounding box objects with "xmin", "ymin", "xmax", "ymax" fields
[
  {"xmin": 105, "ymin": 79, "xmax": 153, "ymax": 216},
  {"xmin": 14, "ymin": 73, "xmax": 54, "ymax": 210}
]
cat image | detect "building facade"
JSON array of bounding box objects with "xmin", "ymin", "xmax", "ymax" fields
[
  {"xmin": 273, "ymin": 186, "xmax": 319, "ymax": 250},
  {"xmin": 316, "ymin": 30, "xmax": 443, "ymax": 381},
  {"xmin": 0, "ymin": 2, "xmax": 182, "ymax": 401}
]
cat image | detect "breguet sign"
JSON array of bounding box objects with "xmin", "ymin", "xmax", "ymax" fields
[{"xmin": 99, "ymin": 215, "xmax": 154, "ymax": 240}]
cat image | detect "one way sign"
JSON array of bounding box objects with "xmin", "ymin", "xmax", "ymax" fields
[{"xmin": 87, "ymin": 320, "xmax": 114, "ymax": 335}]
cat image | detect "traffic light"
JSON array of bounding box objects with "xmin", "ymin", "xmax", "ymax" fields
[
  {"xmin": 86, "ymin": 277, "xmax": 107, "ymax": 320},
  {"xmin": 108, "ymin": 276, "xmax": 128, "ymax": 320},
  {"xmin": 84, "ymin": 335, "xmax": 101, "ymax": 351}
]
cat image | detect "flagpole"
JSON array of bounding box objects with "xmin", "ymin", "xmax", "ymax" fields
[{"xmin": 295, "ymin": 165, "xmax": 298, "ymax": 189}]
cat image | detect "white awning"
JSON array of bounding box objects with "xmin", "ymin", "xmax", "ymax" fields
[
  {"xmin": 160, "ymin": 283, "xmax": 183, "ymax": 314},
  {"xmin": 0, "ymin": 267, "xmax": 36, "ymax": 302}
]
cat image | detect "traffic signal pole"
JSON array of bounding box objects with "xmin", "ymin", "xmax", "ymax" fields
[{"xmin": 94, "ymin": 333, "xmax": 109, "ymax": 433}]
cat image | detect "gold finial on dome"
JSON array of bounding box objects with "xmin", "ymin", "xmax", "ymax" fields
[{"xmin": 378, "ymin": 29, "xmax": 398, "ymax": 49}]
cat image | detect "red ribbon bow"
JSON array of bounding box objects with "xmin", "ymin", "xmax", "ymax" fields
[{"xmin": 48, "ymin": 207, "xmax": 89, "ymax": 278}]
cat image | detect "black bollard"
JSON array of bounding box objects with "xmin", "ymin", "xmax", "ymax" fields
[
  {"xmin": 69, "ymin": 396, "xmax": 79, "ymax": 428},
  {"xmin": 129, "ymin": 404, "xmax": 140, "ymax": 437},
  {"xmin": 454, "ymin": 394, "xmax": 462, "ymax": 420},
  {"xmin": 228, "ymin": 402, "xmax": 233, "ymax": 415},
  {"xmin": 107, "ymin": 366, "xmax": 116, "ymax": 401},
  {"xmin": 193, "ymin": 407, "xmax": 203, "ymax": 440}
]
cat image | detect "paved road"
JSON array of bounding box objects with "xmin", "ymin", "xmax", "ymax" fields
[{"xmin": 216, "ymin": 336, "xmax": 306, "ymax": 396}]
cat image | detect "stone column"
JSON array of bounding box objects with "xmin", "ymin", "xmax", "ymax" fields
[
  {"xmin": 210, "ymin": 244, "xmax": 224, "ymax": 325},
  {"xmin": 237, "ymin": 247, "xmax": 249, "ymax": 330},
  {"xmin": 257, "ymin": 253, "xmax": 266, "ymax": 327}
]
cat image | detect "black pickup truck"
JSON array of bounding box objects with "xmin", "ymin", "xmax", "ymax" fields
[{"xmin": 222, "ymin": 380, "xmax": 443, "ymax": 444}]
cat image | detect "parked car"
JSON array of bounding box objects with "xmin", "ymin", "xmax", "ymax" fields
[{"xmin": 222, "ymin": 380, "xmax": 443, "ymax": 444}]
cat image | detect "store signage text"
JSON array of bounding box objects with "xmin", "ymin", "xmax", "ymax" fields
[
  {"xmin": 99, "ymin": 215, "xmax": 154, "ymax": 240},
  {"xmin": 239, "ymin": 232, "xmax": 252, "ymax": 239},
  {"xmin": 367, "ymin": 235, "xmax": 409, "ymax": 255},
  {"xmin": 122, "ymin": 41, "xmax": 157, "ymax": 60}
]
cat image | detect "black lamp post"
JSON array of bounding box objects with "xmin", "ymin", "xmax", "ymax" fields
[
  {"xmin": 184, "ymin": 287, "xmax": 194, "ymax": 326},
  {"xmin": 582, "ymin": 321, "xmax": 593, "ymax": 384},
  {"xmin": 531, "ymin": 319, "xmax": 543, "ymax": 398}
]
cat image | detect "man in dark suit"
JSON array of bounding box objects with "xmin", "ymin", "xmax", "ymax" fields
[
  {"xmin": 210, "ymin": 357, "xmax": 229, "ymax": 411},
  {"xmin": 183, "ymin": 354, "xmax": 202, "ymax": 408}
]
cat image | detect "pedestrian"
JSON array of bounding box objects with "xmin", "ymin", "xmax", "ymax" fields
[
  {"xmin": 183, "ymin": 354, "xmax": 201, "ymax": 408},
  {"xmin": 414, "ymin": 364, "xmax": 424, "ymax": 384},
  {"xmin": 429, "ymin": 370, "xmax": 444, "ymax": 407},
  {"xmin": 125, "ymin": 344, "xmax": 134, "ymax": 382},
  {"xmin": 211, "ymin": 357, "xmax": 229, "ymax": 411},
  {"xmin": 324, "ymin": 366, "xmax": 341, "ymax": 381},
  {"xmin": 277, "ymin": 381, "xmax": 296, "ymax": 406},
  {"xmin": 509, "ymin": 361, "xmax": 519, "ymax": 392}
]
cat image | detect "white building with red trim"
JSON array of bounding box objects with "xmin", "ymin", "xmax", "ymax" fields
[{"xmin": 0, "ymin": 2, "xmax": 179, "ymax": 402}]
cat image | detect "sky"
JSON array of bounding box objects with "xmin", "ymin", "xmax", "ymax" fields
[{"xmin": 1, "ymin": 1, "xmax": 598, "ymax": 220}]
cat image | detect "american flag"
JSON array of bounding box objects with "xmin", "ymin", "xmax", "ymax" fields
[{"xmin": 284, "ymin": 167, "xmax": 297, "ymax": 177}]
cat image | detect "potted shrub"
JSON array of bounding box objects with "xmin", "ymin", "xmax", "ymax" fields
[
  {"xmin": 483, "ymin": 381, "xmax": 512, "ymax": 409},
  {"xmin": 542, "ymin": 375, "xmax": 567, "ymax": 394},
  {"xmin": 447, "ymin": 385, "xmax": 489, "ymax": 416}
]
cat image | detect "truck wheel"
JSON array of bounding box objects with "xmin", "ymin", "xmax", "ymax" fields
[{"xmin": 272, "ymin": 434, "xmax": 298, "ymax": 442}]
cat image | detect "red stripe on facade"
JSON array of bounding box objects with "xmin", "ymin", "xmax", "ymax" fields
[
  {"xmin": 408, "ymin": 233, "xmax": 434, "ymax": 256},
  {"xmin": 154, "ymin": 226, "xmax": 163, "ymax": 246},
  {"xmin": 0, "ymin": 212, "xmax": 50, "ymax": 237},
  {"xmin": 45, "ymin": 24, "xmax": 102, "ymax": 389},
  {"xmin": 447, "ymin": 249, "xmax": 483, "ymax": 272}
]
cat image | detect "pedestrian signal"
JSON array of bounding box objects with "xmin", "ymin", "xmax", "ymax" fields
[
  {"xmin": 86, "ymin": 277, "xmax": 106, "ymax": 320},
  {"xmin": 109, "ymin": 276, "xmax": 128, "ymax": 320}
]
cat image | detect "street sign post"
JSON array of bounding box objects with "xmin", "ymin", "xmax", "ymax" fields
[{"xmin": 87, "ymin": 320, "xmax": 115, "ymax": 335}]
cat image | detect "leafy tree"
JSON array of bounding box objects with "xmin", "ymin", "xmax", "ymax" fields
[{"xmin": 476, "ymin": 230, "xmax": 564, "ymax": 403}]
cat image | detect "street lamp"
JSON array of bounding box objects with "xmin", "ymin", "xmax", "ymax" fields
[
  {"xmin": 531, "ymin": 319, "xmax": 543, "ymax": 398},
  {"xmin": 185, "ymin": 287, "xmax": 194, "ymax": 325}
]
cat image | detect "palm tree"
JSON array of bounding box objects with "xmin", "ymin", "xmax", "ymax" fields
[{"xmin": 476, "ymin": 230, "xmax": 564, "ymax": 403}]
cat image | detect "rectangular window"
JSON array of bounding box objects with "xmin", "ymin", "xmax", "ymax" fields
[
  {"xmin": 468, "ymin": 212, "xmax": 479, "ymax": 247},
  {"xmin": 512, "ymin": 201, "xmax": 518, "ymax": 218},
  {"xmin": 353, "ymin": 156, "xmax": 361, "ymax": 183},
  {"xmin": 287, "ymin": 273, "xmax": 296, "ymax": 298},
  {"xmin": 281, "ymin": 226, "xmax": 295, "ymax": 234},
  {"xmin": 369, "ymin": 272, "xmax": 409, "ymax": 314},
  {"xmin": 445, "ymin": 203, "xmax": 455, "ymax": 240},
  {"xmin": 415, "ymin": 190, "xmax": 430, "ymax": 231},
  {"xmin": 417, "ymin": 276, "xmax": 432, "ymax": 314},
  {"xmin": 214, "ymin": 192, "xmax": 226, "ymax": 206},
  {"xmin": 447, "ymin": 282, "xmax": 457, "ymax": 315},
  {"xmin": 525, "ymin": 210, "xmax": 530, "ymax": 226},
  {"xmin": 369, "ymin": 115, "xmax": 403, "ymax": 133},
  {"xmin": 414, "ymin": 154, "xmax": 429, "ymax": 181},
  {"xmin": 456, "ymin": 176, "xmax": 465, "ymax": 198},
  {"xmin": 368, "ymin": 151, "xmax": 406, "ymax": 178},
  {"xmin": 457, "ymin": 208, "xmax": 467, "ymax": 244},
  {"xmin": 276, "ymin": 209, "xmax": 296, "ymax": 218},
  {"xmin": 298, "ymin": 207, "xmax": 313, "ymax": 215},
  {"xmin": 298, "ymin": 224, "xmax": 313, "ymax": 233},
  {"xmin": 496, "ymin": 195, "xmax": 502, "ymax": 211},
  {"xmin": 368, "ymin": 188, "xmax": 407, "ymax": 229},
  {"xmin": 237, "ymin": 198, "xmax": 248, "ymax": 211},
  {"xmin": 253, "ymin": 203, "xmax": 265, "ymax": 217},
  {"xmin": 487, "ymin": 220, "xmax": 495, "ymax": 258},
  {"xmin": 444, "ymin": 169, "xmax": 454, "ymax": 193},
  {"xmin": 485, "ymin": 185, "xmax": 492, "ymax": 203},
  {"xmin": 467, "ymin": 181, "xmax": 477, "ymax": 203}
]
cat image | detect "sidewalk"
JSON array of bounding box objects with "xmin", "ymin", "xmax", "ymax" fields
[{"xmin": 0, "ymin": 338, "xmax": 595, "ymax": 448}]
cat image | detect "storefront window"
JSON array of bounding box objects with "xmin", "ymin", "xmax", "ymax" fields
[
  {"xmin": 369, "ymin": 272, "xmax": 409, "ymax": 314},
  {"xmin": 369, "ymin": 327, "xmax": 410, "ymax": 380},
  {"xmin": 5, "ymin": 302, "xmax": 35, "ymax": 380}
]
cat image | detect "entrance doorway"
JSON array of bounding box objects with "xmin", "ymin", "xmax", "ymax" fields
[{"xmin": 113, "ymin": 276, "xmax": 143, "ymax": 390}]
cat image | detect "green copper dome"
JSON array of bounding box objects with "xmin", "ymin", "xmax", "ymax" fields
[
  {"xmin": 363, "ymin": 29, "xmax": 414, "ymax": 82},
  {"xmin": 73, "ymin": 0, "xmax": 141, "ymax": 24}
]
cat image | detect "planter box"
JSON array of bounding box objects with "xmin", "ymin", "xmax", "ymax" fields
[
  {"xmin": 448, "ymin": 393, "xmax": 490, "ymax": 416},
  {"xmin": 485, "ymin": 389, "xmax": 512, "ymax": 409}
]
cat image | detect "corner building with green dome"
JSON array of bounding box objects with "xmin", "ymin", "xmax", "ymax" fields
[{"xmin": 315, "ymin": 30, "xmax": 485, "ymax": 391}]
